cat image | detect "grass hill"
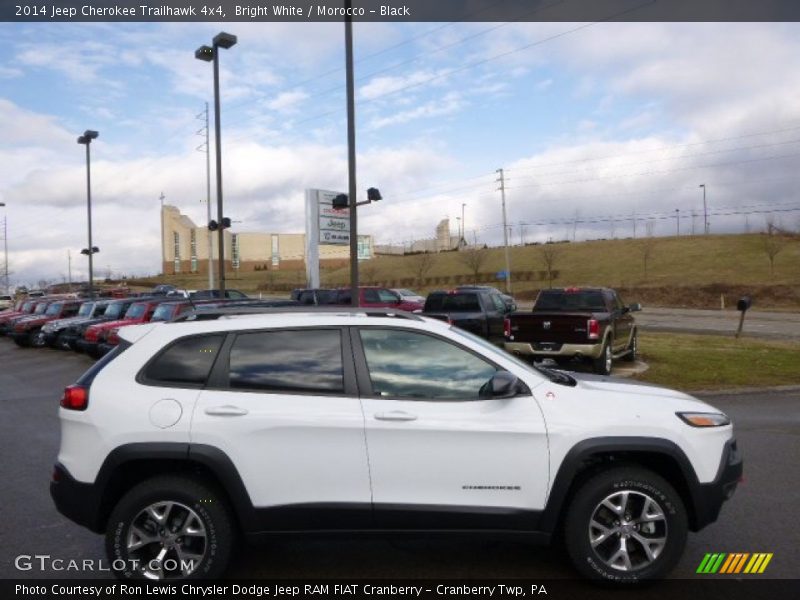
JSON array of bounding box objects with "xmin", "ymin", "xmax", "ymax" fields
[{"xmin": 129, "ymin": 233, "xmax": 800, "ymax": 309}]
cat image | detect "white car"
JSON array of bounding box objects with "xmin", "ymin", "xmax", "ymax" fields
[
  {"xmin": 0, "ymin": 294, "xmax": 13, "ymax": 311},
  {"xmin": 392, "ymin": 288, "xmax": 426, "ymax": 305},
  {"xmin": 51, "ymin": 308, "xmax": 741, "ymax": 582}
]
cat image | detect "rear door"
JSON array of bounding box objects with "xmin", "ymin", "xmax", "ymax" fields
[{"xmin": 190, "ymin": 327, "xmax": 372, "ymax": 528}]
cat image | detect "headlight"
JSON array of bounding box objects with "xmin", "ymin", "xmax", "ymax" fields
[{"xmin": 676, "ymin": 412, "xmax": 731, "ymax": 427}]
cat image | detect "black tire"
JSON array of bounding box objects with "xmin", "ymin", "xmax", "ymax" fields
[
  {"xmin": 592, "ymin": 338, "xmax": 613, "ymax": 375},
  {"xmin": 621, "ymin": 330, "xmax": 638, "ymax": 362},
  {"xmin": 55, "ymin": 331, "xmax": 71, "ymax": 350},
  {"xmin": 106, "ymin": 476, "xmax": 235, "ymax": 580},
  {"xmin": 563, "ymin": 467, "xmax": 688, "ymax": 583}
]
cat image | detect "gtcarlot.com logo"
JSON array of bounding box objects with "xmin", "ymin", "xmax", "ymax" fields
[{"xmin": 697, "ymin": 552, "xmax": 773, "ymax": 574}]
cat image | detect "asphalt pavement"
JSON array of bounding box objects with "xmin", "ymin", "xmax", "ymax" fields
[{"xmin": 0, "ymin": 343, "xmax": 798, "ymax": 582}]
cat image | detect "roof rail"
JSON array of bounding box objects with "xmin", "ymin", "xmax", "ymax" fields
[{"xmin": 171, "ymin": 305, "xmax": 425, "ymax": 323}]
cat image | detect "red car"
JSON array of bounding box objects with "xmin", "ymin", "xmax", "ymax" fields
[
  {"xmin": 78, "ymin": 299, "xmax": 166, "ymax": 358},
  {"xmin": 11, "ymin": 300, "xmax": 82, "ymax": 347},
  {"xmin": 0, "ymin": 299, "xmax": 37, "ymax": 330},
  {"xmin": 333, "ymin": 286, "xmax": 424, "ymax": 312}
]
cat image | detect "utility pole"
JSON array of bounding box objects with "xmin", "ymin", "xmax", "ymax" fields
[
  {"xmin": 1, "ymin": 212, "xmax": 8, "ymax": 295},
  {"xmin": 67, "ymin": 250, "xmax": 72, "ymax": 291},
  {"xmin": 461, "ymin": 203, "xmax": 466, "ymax": 244},
  {"xmin": 197, "ymin": 103, "xmax": 214, "ymax": 290},
  {"xmin": 496, "ymin": 168, "xmax": 512, "ymax": 293},
  {"xmin": 699, "ymin": 184, "xmax": 708, "ymax": 234},
  {"xmin": 675, "ymin": 209, "xmax": 680, "ymax": 236},
  {"xmin": 159, "ymin": 192, "xmax": 166, "ymax": 275}
]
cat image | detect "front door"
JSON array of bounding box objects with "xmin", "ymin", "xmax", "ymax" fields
[{"xmin": 353, "ymin": 327, "xmax": 549, "ymax": 529}]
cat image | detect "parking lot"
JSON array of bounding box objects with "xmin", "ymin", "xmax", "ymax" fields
[{"xmin": 0, "ymin": 341, "xmax": 798, "ymax": 581}]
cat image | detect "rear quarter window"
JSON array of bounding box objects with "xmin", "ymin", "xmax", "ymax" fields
[{"xmin": 139, "ymin": 334, "xmax": 225, "ymax": 388}]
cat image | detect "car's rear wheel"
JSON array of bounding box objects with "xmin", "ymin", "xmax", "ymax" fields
[
  {"xmin": 564, "ymin": 467, "xmax": 687, "ymax": 582},
  {"xmin": 622, "ymin": 330, "xmax": 638, "ymax": 362},
  {"xmin": 592, "ymin": 339, "xmax": 613, "ymax": 375},
  {"xmin": 106, "ymin": 476, "xmax": 234, "ymax": 580}
]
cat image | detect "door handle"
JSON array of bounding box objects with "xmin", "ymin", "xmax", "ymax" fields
[
  {"xmin": 204, "ymin": 405, "xmax": 249, "ymax": 416},
  {"xmin": 374, "ymin": 411, "xmax": 418, "ymax": 422}
]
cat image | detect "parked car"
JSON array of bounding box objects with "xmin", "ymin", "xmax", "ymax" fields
[
  {"xmin": 41, "ymin": 300, "xmax": 112, "ymax": 349},
  {"xmin": 63, "ymin": 298, "xmax": 141, "ymax": 352},
  {"xmin": 80, "ymin": 298, "xmax": 167, "ymax": 358},
  {"xmin": 1, "ymin": 298, "xmax": 53, "ymax": 335},
  {"xmin": 190, "ymin": 289, "xmax": 249, "ymax": 300},
  {"xmin": 51, "ymin": 308, "xmax": 741, "ymax": 582},
  {"xmin": 0, "ymin": 294, "xmax": 13, "ymax": 311},
  {"xmin": 456, "ymin": 285, "xmax": 517, "ymax": 312},
  {"xmin": 0, "ymin": 299, "xmax": 36, "ymax": 328},
  {"xmin": 391, "ymin": 288, "xmax": 426, "ymax": 305},
  {"xmin": 10, "ymin": 299, "xmax": 82, "ymax": 347},
  {"xmin": 422, "ymin": 289, "xmax": 512, "ymax": 344},
  {"xmin": 504, "ymin": 287, "xmax": 640, "ymax": 375},
  {"xmin": 332, "ymin": 286, "xmax": 424, "ymax": 311},
  {"xmin": 295, "ymin": 288, "xmax": 337, "ymax": 306}
]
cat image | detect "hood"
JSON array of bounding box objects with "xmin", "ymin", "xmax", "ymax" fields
[
  {"xmin": 90, "ymin": 318, "xmax": 136, "ymax": 331},
  {"xmin": 569, "ymin": 372, "xmax": 709, "ymax": 407}
]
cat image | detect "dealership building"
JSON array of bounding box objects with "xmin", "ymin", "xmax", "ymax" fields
[{"xmin": 160, "ymin": 205, "xmax": 374, "ymax": 275}]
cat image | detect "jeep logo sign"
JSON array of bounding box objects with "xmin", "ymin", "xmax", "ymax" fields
[{"xmin": 543, "ymin": 321, "xmax": 551, "ymax": 330}]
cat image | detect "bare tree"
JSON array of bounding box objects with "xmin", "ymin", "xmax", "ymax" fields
[
  {"xmin": 540, "ymin": 244, "xmax": 560, "ymax": 288},
  {"xmin": 407, "ymin": 252, "xmax": 436, "ymax": 285},
  {"xmin": 360, "ymin": 260, "xmax": 379, "ymax": 285},
  {"xmin": 762, "ymin": 222, "xmax": 787, "ymax": 276},
  {"xmin": 637, "ymin": 237, "xmax": 656, "ymax": 280},
  {"xmin": 458, "ymin": 247, "xmax": 488, "ymax": 283}
]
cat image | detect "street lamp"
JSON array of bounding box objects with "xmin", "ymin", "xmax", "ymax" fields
[
  {"xmin": 196, "ymin": 31, "xmax": 237, "ymax": 296},
  {"xmin": 77, "ymin": 130, "xmax": 99, "ymax": 299},
  {"xmin": 699, "ymin": 184, "xmax": 708, "ymax": 234},
  {"xmin": 461, "ymin": 203, "xmax": 466, "ymax": 243},
  {"xmin": 675, "ymin": 208, "xmax": 680, "ymax": 236}
]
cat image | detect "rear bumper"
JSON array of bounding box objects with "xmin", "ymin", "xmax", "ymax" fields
[
  {"xmin": 505, "ymin": 341, "xmax": 603, "ymax": 359},
  {"xmin": 75, "ymin": 339, "xmax": 100, "ymax": 355},
  {"xmin": 690, "ymin": 438, "xmax": 743, "ymax": 531},
  {"xmin": 50, "ymin": 463, "xmax": 105, "ymax": 533},
  {"xmin": 97, "ymin": 343, "xmax": 115, "ymax": 356}
]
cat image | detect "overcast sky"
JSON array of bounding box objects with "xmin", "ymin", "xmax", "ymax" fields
[{"xmin": 2, "ymin": 20, "xmax": 800, "ymax": 286}]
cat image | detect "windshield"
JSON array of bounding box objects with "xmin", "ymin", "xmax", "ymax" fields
[
  {"xmin": 45, "ymin": 303, "xmax": 63, "ymax": 316},
  {"xmin": 33, "ymin": 303, "xmax": 48, "ymax": 315},
  {"xmin": 427, "ymin": 293, "xmax": 481, "ymax": 312},
  {"xmin": 535, "ymin": 290, "xmax": 606, "ymax": 312},
  {"xmin": 21, "ymin": 300, "xmax": 35, "ymax": 312},
  {"xmin": 78, "ymin": 303, "xmax": 94, "ymax": 317},
  {"xmin": 124, "ymin": 303, "xmax": 148, "ymax": 319},
  {"xmin": 104, "ymin": 303, "xmax": 126, "ymax": 319},
  {"xmin": 151, "ymin": 304, "xmax": 175, "ymax": 322}
]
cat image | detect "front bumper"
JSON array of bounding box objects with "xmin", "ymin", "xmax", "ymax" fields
[
  {"xmin": 505, "ymin": 340, "xmax": 604, "ymax": 359},
  {"xmin": 75, "ymin": 338, "xmax": 101, "ymax": 357},
  {"xmin": 97, "ymin": 343, "xmax": 115, "ymax": 357},
  {"xmin": 689, "ymin": 438, "xmax": 743, "ymax": 531}
]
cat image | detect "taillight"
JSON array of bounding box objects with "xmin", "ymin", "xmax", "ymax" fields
[
  {"xmin": 107, "ymin": 328, "xmax": 120, "ymax": 345},
  {"xmin": 61, "ymin": 385, "xmax": 88, "ymax": 410},
  {"xmin": 504, "ymin": 317, "xmax": 511, "ymax": 338},
  {"xmin": 587, "ymin": 318, "xmax": 600, "ymax": 340},
  {"xmin": 447, "ymin": 317, "xmax": 454, "ymax": 325}
]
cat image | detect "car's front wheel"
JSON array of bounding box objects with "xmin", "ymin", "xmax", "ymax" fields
[
  {"xmin": 564, "ymin": 467, "xmax": 688, "ymax": 582},
  {"xmin": 106, "ymin": 476, "xmax": 234, "ymax": 580}
]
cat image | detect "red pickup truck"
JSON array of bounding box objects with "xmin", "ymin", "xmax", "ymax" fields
[{"xmin": 504, "ymin": 287, "xmax": 640, "ymax": 375}]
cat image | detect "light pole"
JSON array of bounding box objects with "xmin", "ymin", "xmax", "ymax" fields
[
  {"xmin": 455, "ymin": 217, "xmax": 461, "ymax": 244},
  {"xmin": 0, "ymin": 202, "xmax": 7, "ymax": 294},
  {"xmin": 675, "ymin": 208, "xmax": 680, "ymax": 237},
  {"xmin": 699, "ymin": 184, "xmax": 708, "ymax": 234},
  {"xmin": 77, "ymin": 130, "xmax": 99, "ymax": 299},
  {"xmin": 196, "ymin": 32, "xmax": 237, "ymax": 297}
]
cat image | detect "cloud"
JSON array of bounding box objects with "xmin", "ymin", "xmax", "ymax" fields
[
  {"xmin": 367, "ymin": 92, "xmax": 464, "ymax": 129},
  {"xmin": 265, "ymin": 91, "xmax": 309, "ymax": 113}
]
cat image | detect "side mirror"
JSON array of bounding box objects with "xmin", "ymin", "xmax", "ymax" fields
[
  {"xmin": 628, "ymin": 303, "xmax": 642, "ymax": 312},
  {"xmin": 479, "ymin": 371, "xmax": 520, "ymax": 399}
]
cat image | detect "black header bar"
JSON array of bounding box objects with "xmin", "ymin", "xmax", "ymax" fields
[{"xmin": 3, "ymin": 0, "xmax": 800, "ymax": 23}]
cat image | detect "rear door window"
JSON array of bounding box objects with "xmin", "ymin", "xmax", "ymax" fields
[{"xmin": 227, "ymin": 329, "xmax": 344, "ymax": 394}]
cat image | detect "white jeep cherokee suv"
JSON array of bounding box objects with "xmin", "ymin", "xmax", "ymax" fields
[{"xmin": 51, "ymin": 308, "xmax": 742, "ymax": 582}]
